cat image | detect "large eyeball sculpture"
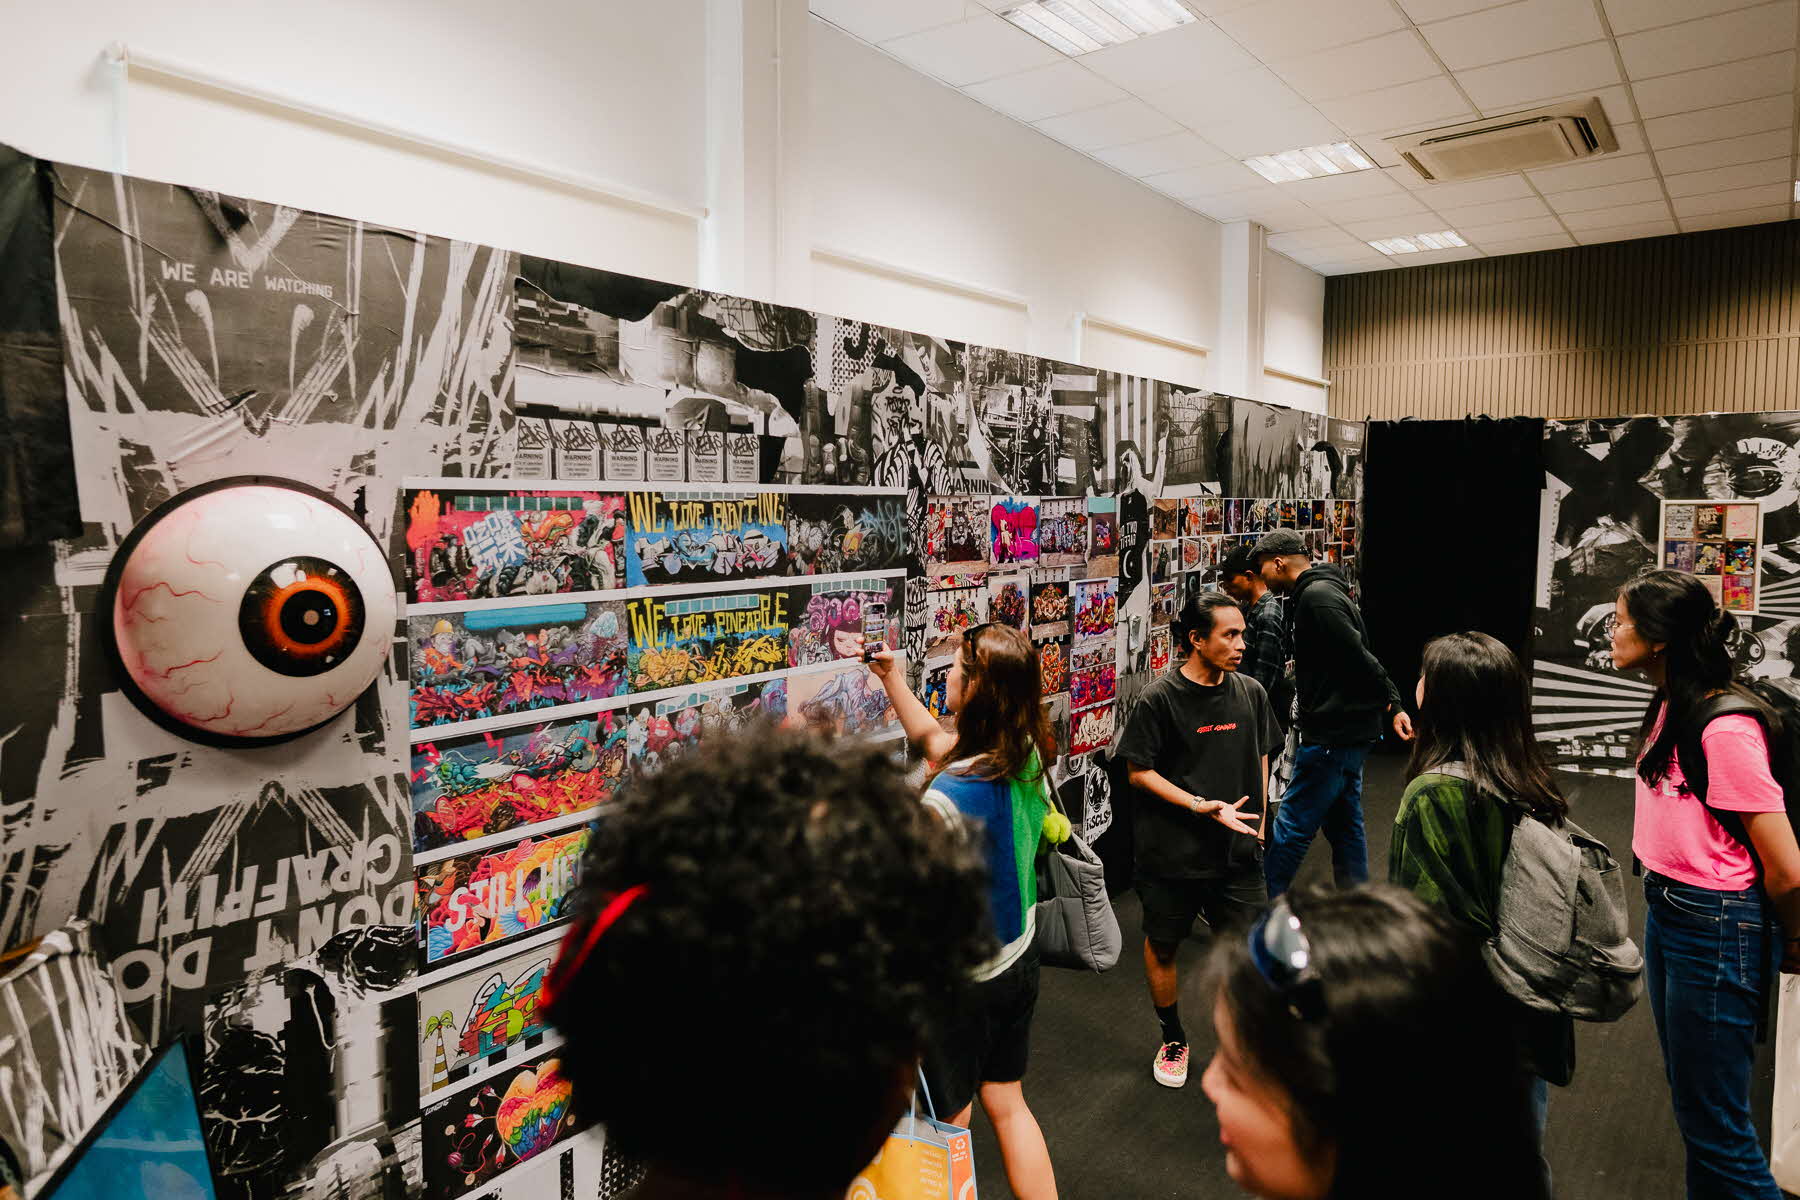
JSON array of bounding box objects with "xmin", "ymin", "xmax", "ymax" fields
[{"xmin": 102, "ymin": 478, "xmax": 397, "ymax": 747}]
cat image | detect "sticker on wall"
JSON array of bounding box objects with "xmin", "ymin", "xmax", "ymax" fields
[
  {"xmin": 410, "ymin": 713, "xmax": 627, "ymax": 854},
  {"xmin": 785, "ymin": 662, "xmax": 898, "ymax": 738},
  {"xmin": 624, "ymin": 586, "xmax": 794, "ymax": 693},
  {"xmin": 1662, "ymin": 498, "xmax": 1764, "ymax": 613},
  {"xmin": 410, "ymin": 601, "xmax": 629, "ymax": 728},
  {"xmin": 787, "ymin": 578, "xmax": 900, "ymax": 668},
  {"xmin": 989, "ymin": 573, "xmax": 1029, "ymax": 631},
  {"xmin": 1034, "ymin": 634, "xmax": 1070, "ymax": 698},
  {"xmin": 1070, "ymin": 701, "xmax": 1116, "ymax": 756},
  {"xmin": 101, "ymin": 477, "xmax": 397, "ymax": 747},
  {"xmin": 1085, "ymin": 496, "xmax": 1119, "ymax": 578},
  {"xmin": 786, "ymin": 490, "xmax": 910, "ymax": 576},
  {"xmin": 1037, "ymin": 496, "xmax": 1088, "ymax": 568},
  {"xmin": 417, "ymin": 942, "xmax": 554, "ymax": 1094},
  {"xmin": 404, "ymin": 486, "xmax": 627, "ymax": 602},
  {"xmin": 1028, "ymin": 568, "xmax": 1072, "ymax": 639},
  {"xmin": 925, "ymin": 583, "xmax": 989, "ymax": 661},
  {"xmin": 421, "ymin": 1044, "xmax": 582, "ymax": 1197},
  {"xmin": 417, "ymin": 827, "xmax": 588, "ymax": 969},
  {"xmin": 991, "ymin": 496, "xmax": 1040, "ymax": 565},
  {"xmin": 924, "ymin": 495, "xmax": 991, "ymax": 587},
  {"xmin": 623, "ymin": 490, "xmax": 790, "ymax": 588},
  {"xmin": 1072, "ymin": 577, "xmax": 1118, "ymax": 641}
]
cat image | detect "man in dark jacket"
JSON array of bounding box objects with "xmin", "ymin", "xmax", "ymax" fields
[{"xmin": 1252, "ymin": 529, "xmax": 1411, "ymax": 896}]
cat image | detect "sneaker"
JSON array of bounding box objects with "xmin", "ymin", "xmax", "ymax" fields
[{"xmin": 1153, "ymin": 1040, "xmax": 1189, "ymax": 1088}]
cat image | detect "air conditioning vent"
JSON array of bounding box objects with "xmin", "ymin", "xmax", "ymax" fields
[{"xmin": 1388, "ymin": 98, "xmax": 1617, "ymax": 183}]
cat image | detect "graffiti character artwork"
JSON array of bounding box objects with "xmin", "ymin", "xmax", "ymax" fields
[
  {"xmin": 417, "ymin": 828, "xmax": 588, "ymax": 968},
  {"xmin": 416, "ymin": 942, "xmax": 554, "ymax": 1092},
  {"xmin": 990, "ymin": 497, "xmax": 1040, "ymax": 566},
  {"xmin": 411, "ymin": 714, "xmax": 626, "ymax": 852},
  {"xmin": 421, "ymin": 1047, "xmax": 582, "ymax": 1197},
  {"xmin": 623, "ymin": 490, "xmax": 790, "ymax": 588},
  {"xmin": 410, "ymin": 602, "xmax": 630, "ymax": 728},
  {"xmin": 624, "ymin": 587, "xmax": 793, "ymax": 692},
  {"xmin": 787, "ymin": 579, "xmax": 900, "ymax": 667},
  {"xmin": 787, "ymin": 491, "xmax": 909, "ymax": 576},
  {"xmin": 405, "ymin": 488, "xmax": 627, "ymax": 603}
]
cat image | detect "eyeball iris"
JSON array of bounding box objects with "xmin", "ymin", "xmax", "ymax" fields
[{"xmin": 241, "ymin": 556, "xmax": 366, "ymax": 676}]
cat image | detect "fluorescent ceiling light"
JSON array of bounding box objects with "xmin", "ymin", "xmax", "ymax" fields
[
  {"xmin": 1244, "ymin": 142, "xmax": 1377, "ymax": 184},
  {"xmin": 1368, "ymin": 231, "xmax": 1468, "ymax": 255},
  {"xmin": 1001, "ymin": 0, "xmax": 1197, "ymax": 56}
]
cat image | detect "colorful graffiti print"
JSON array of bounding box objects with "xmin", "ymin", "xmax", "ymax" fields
[{"xmin": 417, "ymin": 829, "xmax": 587, "ymax": 968}]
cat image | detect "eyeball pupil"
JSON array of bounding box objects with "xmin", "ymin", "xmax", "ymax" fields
[{"xmin": 281, "ymin": 591, "xmax": 338, "ymax": 645}]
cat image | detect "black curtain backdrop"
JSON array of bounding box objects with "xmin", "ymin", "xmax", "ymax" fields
[{"xmin": 1361, "ymin": 417, "xmax": 1545, "ymax": 742}]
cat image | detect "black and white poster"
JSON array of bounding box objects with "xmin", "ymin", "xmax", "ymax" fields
[{"xmin": 1533, "ymin": 413, "xmax": 1800, "ymax": 768}]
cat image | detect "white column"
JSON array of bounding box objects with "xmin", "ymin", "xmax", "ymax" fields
[
  {"xmin": 1215, "ymin": 220, "xmax": 1266, "ymax": 399},
  {"xmin": 701, "ymin": 0, "xmax": 812, "ymax": 307}
]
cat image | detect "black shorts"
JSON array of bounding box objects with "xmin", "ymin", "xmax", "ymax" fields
[
  {"xmin": 922, "ymin": 945, "xmax": 1040, "ymax": 1117},
  {"xmin": 1137, "ymin": 867, "xmax": 1267, "ymax": 947}
]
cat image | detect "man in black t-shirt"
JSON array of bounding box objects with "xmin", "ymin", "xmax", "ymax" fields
[{"xmin": 1116, "ymin": 590, "xmax": 1281, "ymax": 1090}]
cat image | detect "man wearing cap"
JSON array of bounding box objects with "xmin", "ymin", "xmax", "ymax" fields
[{"xmin": 1251, "ymin": 528, "xmax": 1410, "ymax": 897}]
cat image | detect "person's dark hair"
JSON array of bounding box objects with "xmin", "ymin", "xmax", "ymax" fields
[
  {"xmin": 1207, "ymin": 885, "xmax": 1547, "ymax": 1200},
  {"xmin": 547, "ymin": 725, "xmax": 990, "ymax": 1193},
  {"xmin": 946, "ymin": 623, "xmax": 1056, "ymax": 781},
  {"xmin": 1116, "ymin": 438, "xmax": 1143, "ymax": 483},
  {"xmin": 1624, "ymin": 568, "xmax": 1772, "ymax": 788},
  {"xmin": 1219, "ymin": 547, "xmax": 1256, "ymax": 582},
  {"xmin": 1172, "ymin": 589, "xmax": 1241, "ymax": 656},
  {"xmin": 1408, "ymin": 631, "xmax": 1568, "ymax": 823}
]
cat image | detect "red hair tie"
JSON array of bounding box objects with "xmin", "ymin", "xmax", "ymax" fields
[{"xmin": 542, "ymin": 884, "xmax": 649, "ymax": 1009}]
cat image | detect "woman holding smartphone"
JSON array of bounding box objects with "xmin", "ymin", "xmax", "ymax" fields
[{"xmin": 866, "ymin": 623, "xmax": 1061, "ymax": 1200}]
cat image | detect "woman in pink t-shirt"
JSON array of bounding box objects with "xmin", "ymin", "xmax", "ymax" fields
[{"xmin": 1614, "ymin": 569, "xmax": 1800, "ymax": 1199}]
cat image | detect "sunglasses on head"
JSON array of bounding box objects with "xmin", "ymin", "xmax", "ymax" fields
[
  {"xmin": 1247, "ymin": 895, "xmax": 1325, "ymax": 1021},
  {"xmin": 962, "ymin": 621, "xmax": 994, "ymax": 654}
]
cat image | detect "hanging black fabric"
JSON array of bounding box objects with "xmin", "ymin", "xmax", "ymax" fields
[
  {"xmin": 1360, "ymin": 417, "xmax": 1546, "ymax": 729},
  {"xmin": 0, "ymin": 145, "xmax": 77, "ymax": 548}
]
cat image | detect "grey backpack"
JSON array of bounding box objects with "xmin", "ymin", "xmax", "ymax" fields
[{"xmin": 1440, "ymin": 763, "xmax": 1644, "ymax": 1022}]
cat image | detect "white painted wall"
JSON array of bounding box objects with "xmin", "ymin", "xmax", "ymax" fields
[
  {"xmin": 0, "ymin": 0, "xmax": 710, "ymax": 282},
  {"xmin": 0, "ymin": 0, "xmax": 1324, "ymax": 396},
  {"xmin": 1262, "ymin": 249, "xmax": 1329, "ymax": 414},
  {"xmin": 806, "ymin": 18, "xmax": 1224, "ymax": 374}
]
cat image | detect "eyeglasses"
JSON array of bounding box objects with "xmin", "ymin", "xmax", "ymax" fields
[
  {"xmin": 1247, "ymin": 896, "xmax": 1325, "ymax": 1021},
  {"xmin": 1601, "ymin": 615, "xmax": 1636, "ymax": 640}
]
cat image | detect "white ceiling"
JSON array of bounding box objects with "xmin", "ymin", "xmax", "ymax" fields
[{"xmin": 809, "ymin": 0, "xmax": 1800, "ymax": 274}]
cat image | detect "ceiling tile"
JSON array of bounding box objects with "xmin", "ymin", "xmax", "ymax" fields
[
  {"xmin": 1406, "ymin": 174, "xmax": 1539, "ymax": 205},
  {"xmin": 1482, "ymin": 232, "xmax": 1580, "ymax": 254},
  {"xmin": 1192, "ymin": 105, "xmax": 1348, "ymax": 158},
  {"xmin": 1186, "ymin": 0, "xmax": 1274, "ymax": 13},
  {"xmin": 1432, "ymin": 195, "xmax": 1555, "ymax": 225},
  {"xmin": 1679, "ymin": 203, "xmax": 1795, "ymax": 230},
  {"xmin": 1604, "ymin": 0, "xmax": 1775, "ymax": 34},
  {"xmin": 1671, "ymin": 181, "xmax": 1795, "ymax": 215},
  {"xmin": 1318, "ymin": 191, "xmax": 1435, "ymax": 222},
  {"xmin": 1185, "ymin": 185, "xmax": 1315, "ymax": 223},
  {"xmin": 1545, "ymin": 177, "xmax": 1668, "ymax": 211},
  {"xmin": 1573, "ymin": 220, "xmax": 1680, "ymax": 243},
  {"xmin": 1400, "ymin": 0, "xmax": 1516, "ymax": 21},
  {"xmin": 1315, "ymin": 259, "xmax": 1403, "ymax": 274},
  {"xmin": 1654, "ymin": 128, "xmax": 1793, "ymax": 174},
  {"xmin": 1343, "ymin": 211, "xmax": 1454, "ymax": 239},
  {"xmin": 1456, "ymin": 214, "xmax": 1570, "ymax": 239},
  {"xmin": 1527, "ymin": 150, "xmax": 1658, "ymax": 192},
  {"xmin": 1033, "ymin": 98, "xmax": 1183, "ymax": 150},
  {"xmin": 1240, "ymin": 199, "xmax": 1339, "ymax": 231},
  {"xmin": 1559, "ymin": 199, "xmax": 1674, "ymax": 229},
  {"xmin": 1281, "ymin": 168, "xmax": 1407, "ymax": 204},
  {"xmin": 1618, "ymin": 2, "xmax": 1798, "ymax": 80},
  {"xmin": 963, "ymin": 62, "xmax": 1127, "ymax": 122},
  {"xmin": 1268, "ymin": 227, "xmax": 1366, "ymax": 252},
  {"xmin": 1358, "ymin": 138, "xmax": 1407, "ymax": 168},
  {"xmin": 1091, "ymin": 131, "xmax": 1230, "ymax": 177},
  {"xmin": 1663, "ymin": 156, "xmax": 1791, "ymax": 196},
  {"xmin": 808, "ymin": 0, "xmax": 976, "ymax": 44},
  {"xmin": 1316, "ymin": 75, "xmax": 1476, "ymax": 135},
  {"xmin": 1454, "ymin": 41, "xmax": 1622, "ymax": 111},
  {"xmin": 1643, "ymin": 95, "xmax": 1793, "ymax": 148},
  {"xmin": 1421, "ymin": 0, "xmax": 1607, "ymax": 70},
  {"xmin": 1274, "ymin": 31, "xmax": 1444, "ymax": 102},
  {"xmin": 1144, "ymin": 159, "xmax": 1271, "ymax": 198},
  {"xmin": 1630, "ymin": 50, "xmax": 1796, "ymax": 119},
  {"xmin": 1142, "ymin": 67, "xmax": 1311, "ymax": 127},
  {"xmin": 1396, "ymin": 245, "xmax": 1490, "ymax": 264},
  {"xmin": 1080, "ymin": 19, "xmax": 1260, "ymax": 88},
  {"xmin": 880, "ymin": 13, "xmax": 1065, "ymax": 86},
  {"xmin": 1210, "ymin": 0, "xmax": 1408, "ymax": 61},
  {"xmin": 1612, "ymin": 122, "xmax": 1649, "ymax": 155}
]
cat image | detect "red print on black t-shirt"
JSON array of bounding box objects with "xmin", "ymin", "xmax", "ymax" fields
[{"xmin": 1194, "ymin": 722, "xmax": 1239, "ymax": 734}]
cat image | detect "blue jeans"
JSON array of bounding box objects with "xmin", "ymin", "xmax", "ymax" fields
[
  {"xmin": 1643, "ymin": 873, "xmax": 1783, "ymax": 1200},
  {"xmin": 1263, "ymin": 741, "xmax": 1371, "ymax": 898}
]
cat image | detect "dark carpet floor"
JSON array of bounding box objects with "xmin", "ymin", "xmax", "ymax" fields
[{"xmin": 965, "ymin": 754, "xmax": 1785, "ymax": 1198}]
